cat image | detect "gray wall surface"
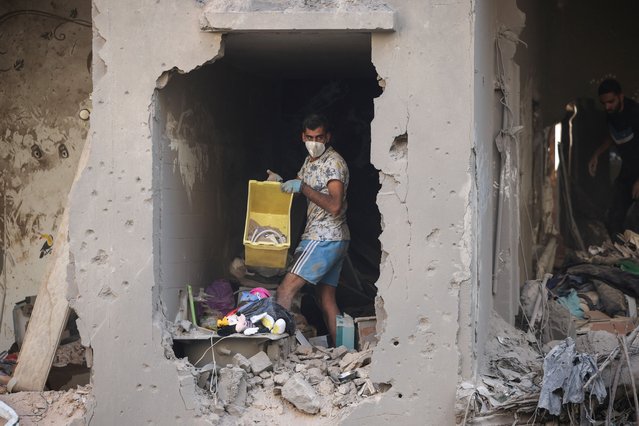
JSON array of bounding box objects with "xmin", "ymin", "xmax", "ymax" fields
[
  {"xmin": 69, "ymin": 0, "xmax": 480, "ymax": 424},
  {"xmin": 0, "ymin": 0, "xmax": 91, "ymax": 348}
]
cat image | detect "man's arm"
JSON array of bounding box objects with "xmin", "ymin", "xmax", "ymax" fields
[
  {"xmin": 301, "ymin": 180, "xmax": 344, "ymax": 216},
  {"xmin": 588, "ymin": 135, "xmax": 613, "ymax": 177}
]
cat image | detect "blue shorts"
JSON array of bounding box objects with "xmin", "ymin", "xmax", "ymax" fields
[{"xmin": 288, "ymin": 240, "xmax": 349, "ymax": 287}]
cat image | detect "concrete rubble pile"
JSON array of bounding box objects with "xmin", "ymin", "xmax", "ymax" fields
[
  {"xmin": 0, "ymin": 385, "xmax": 94, "ymax": 425},
  {"xmin": 458, "ymin": 232, "xmax": 639, "ymax": 424},
  {"xmin": 210, "ymin": 343, "xmax": 382, "ymax": 420},
  {"xmin": 456, "ymin": 311, "xmax": 544, "ymax": 423}
]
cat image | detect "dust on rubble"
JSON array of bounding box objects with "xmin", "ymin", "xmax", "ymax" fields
[
  {"xmin": 211, "ymin": 344, "xmax": 387, "ymax": 425},
  {"xmin": 0, "ymin": 385, "xmax": 93, "ymax": 425}
]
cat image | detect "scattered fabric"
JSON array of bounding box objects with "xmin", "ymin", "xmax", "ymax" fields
[
  {"xmin": 537, "ymin": 337, "xmax": 606, "ymax": 415},
  {"xmin": 563, "ymin": 263, "xmax": 639, "ymax": 298},
  {"xmin": 556, "ymin": 290, "xmax": 584, "ymax": 319}
]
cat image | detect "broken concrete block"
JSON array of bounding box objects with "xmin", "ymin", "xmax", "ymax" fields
[
  {"xmin": 226, "ymin": 404, "xmax": 244, "ymax": 416},
  {"xmin": 355, "ymin": 367, "xmax": 369, "ymax": 379},
  {"xmin": 248, "ymin": 376, "xmax": 263, "ymax": 387},
  {"xmin": 327, "ymin": 366, "xmax": 341, "ymax": 379},
  {"xmin": 305, "ymin": 367, "xmax": 324, "ymax": 385},
  {"xmin": 177, "ymin": 372, "xmax": 199, "ymax": 410},
  {"xmin": 281, "ymin": 373, "xmax": 321, "ymax": 414},
  {"xmin": 337, "ymin": 383, "xmax": 350, "ymax": 395},
  {"xmin": 294, "ymin": 363, "xmax": 307, "ymax": 373},
  {"xmin": 288, "ymin": 354, "xmax": 301, "ymax": 363},
  {"xmin": 251, "ymin": 389, "xmax": 269, "ymax": 410},
  {"xmin": 263, "ymin": 378, "xmax": 274, "ymax": 388},
  {"xmin": 340, "ymin": 350, "xmax": 373, "ymax": 371},
  {"xmin": 259, "ymin": 371, "xmax": 272, "ymax": 379},
  {"xmin": 273, "ymin": 372, "xmax": 290, "ymax": 386},
  {"xmin": 249, "ymin": 351, "xmax": 273, "ymax": 375},
  {"xmin": 331, "ymin": 345, "xmax": 348, "ymax": 359},
  {"xmin": 306, "ymin": 359, "xmax": 327, "ymax": 373},
  {"xmin": 317, "ymin": 377, "xmax": 334, "ymax": 396},
  {"xmin": 332, "ymin": 393, "xmax": 356, "ymax": 408},
  {"xmin": 575, "ymin": 330, "xmax": 619, "ymax": 355},
  {"xmin": 217, "ymin": 367, "xmax": 247, "ymax": 409},
  {"xmin": 233, "ymin": 353, "xmax": 251, "ymax": 372},
  {"xmin": 339, "ymin": 352, "xmax": 359, "ymax": 370},
  {"xmin": 361, "ymin": 379, "xmax": 376, "ymax": 396},
  {"xmin": 296, "ymin": 345, "xmax": 314, "ymax": 356}
]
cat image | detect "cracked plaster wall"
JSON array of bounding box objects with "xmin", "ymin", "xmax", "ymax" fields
[
  {"xmin": 72, "ymin": 0, "xmax": 484, "ymax": 424},
  {"xmin": 346, "ymin": 0, "xmax": 475, "ymax": 423},
  {"xmin": 0, "ymin": 0, "xmax": 91, "ymax": 349},
  {"xmin": 69, "ymin": 1, "xmax": 221, "ymax": 423}
]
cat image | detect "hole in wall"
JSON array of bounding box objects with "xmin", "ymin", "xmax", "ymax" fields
[
  {"xmin": 153, "ymin": 32, "xmax": 384, "ymax": 366},
  {"xmin": 389, "ymin": 132, "xmax": 407, "ymax": 160},
  {"xmin": 10, "ymin": 302, "xmax": 91, "ymax": 390}
]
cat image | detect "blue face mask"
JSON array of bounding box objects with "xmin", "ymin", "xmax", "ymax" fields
[{"xmin": 305, "ymin": 141, "xmax": 326, "ymax": 158}]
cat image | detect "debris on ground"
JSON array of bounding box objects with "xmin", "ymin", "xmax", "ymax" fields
[
  {"xmin": 0, "ymin": 385, "xmax": 94, "ymax": 425},
  {"xmin": 537, "ymin": 337, "xmax": 606, "ymax": 415},
  {"xmin": 458, "ymin": 232, "xmax": 639, "ymax": 424},
  {"xmin": 52, "ymin": 340, "xmax": 86, "ymax": 368},
  {"xmin": 207, "ymin": 343, "xmax": 387, "ymax": 424}
]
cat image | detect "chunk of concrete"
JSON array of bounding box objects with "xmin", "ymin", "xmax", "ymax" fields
[
  {"xmin": 249, "ymin": 351, "xmax": 273, "ymax": 375},
  {"xmin": 331, "ymin": 346, "xmax": 348, "ymax": 359},
  {"xmin": 281, "ymin": 373, "xmax": 321, "ymax": 414},
  {"xmin": 273, "ymin": 372, "xmax": 290, "ymax": 386},
  {"xmin": 355, "ymin": 367, "xmax": 369, "ymax": 379},
  {"xmin": 317, "ymin": 377, "xmax": 334, "ymax": 396},
  {"xmin": 339, "ymin": 349, "xmax": 373, "ymax": 371},
  {"xmin": 306, "ymin": 359, "xmax": 327, "ymax": 373},
  {"xmin": 305, "ymin": 367, "xmax": 324, "ymax": 385},
  {"xmin": 339, "ymin": 352, "xmax": 359, "ymax": 370},
  {"xmin": 575, "ymin": 330, "xmax": 619, "ymax": 356},
  {"xmin": 263, "ymin": 378, "xmax": 274, "ymax": 388},
  {"xmin": 259, "ymin": 371, "xmax": 272, "ymax": 379},
  {"xmin": 233, "ymin": 353, "xmax": 251, "ymax": 372},
  {"xmin": 296, "ymin": 345, "xmax": 314, "ymax": 356},
  {"xmin": 217, "ymin": 367, "xmax": 247, "ymax": 410}
]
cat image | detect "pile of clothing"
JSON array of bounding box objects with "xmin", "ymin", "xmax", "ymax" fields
[{"xmin": 547, "ymin": 263, "xmax": 639, "ymax": 319}]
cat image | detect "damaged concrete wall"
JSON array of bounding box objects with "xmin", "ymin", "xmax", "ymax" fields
[
  {"xmin": 346, "ymin": 0, "xmax": 475, "ymax": 423},
  {"xmin": 72, "ymin": 0, "xmax": 491, "ymax": 424},
  {"xmin": 69, "ymin": 1, "xmax": 222, "ymax": 422},
  {"xmin": 0, "ymin": 0, "xmax": 91, "ymax": 349}
]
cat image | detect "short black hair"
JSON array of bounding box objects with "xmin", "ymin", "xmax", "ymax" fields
[
  {"xmin": 302, "ymin": 113, "xmax": 330, "ymax": 132},
  {"xmin": 598, "ymin": 78, "xmax": 622, "ymax": 96}
]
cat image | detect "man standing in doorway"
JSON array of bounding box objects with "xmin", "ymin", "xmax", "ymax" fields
[
  {"xmin": 588, "ymin": 78, "xmax": 639, "ymax": 237},
  {"xmin": 273, "ymin": 114, "xmax": 349, "ymax": 346}
]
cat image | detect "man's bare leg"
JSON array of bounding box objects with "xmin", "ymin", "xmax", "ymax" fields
[
  {"xmin": 277, "ymin": 272, "xmax": 306, "ymax": 310},
  {"xmin": 316, "ymin": 284, "xmax": 339, "ymax": 346}
]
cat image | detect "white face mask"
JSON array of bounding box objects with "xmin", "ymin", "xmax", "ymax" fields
[{"xmin": 305, "ymin": 141, "xmax": 326, "ymax": 158}]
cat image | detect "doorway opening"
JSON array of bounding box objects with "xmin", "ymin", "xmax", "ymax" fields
[{"xmin": 153, "ymin": 32, "xmax": 382, "ymax": 348}]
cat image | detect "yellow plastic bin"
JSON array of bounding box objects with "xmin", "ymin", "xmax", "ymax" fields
[{"xmin": 243, "ymin": 180, "xmax": 293, "ymax": 269}]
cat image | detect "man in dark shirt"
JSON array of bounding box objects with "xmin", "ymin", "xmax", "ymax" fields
[{"xmin": 588, "ymin": 78, "xmax": 639, "ymax": 236}]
